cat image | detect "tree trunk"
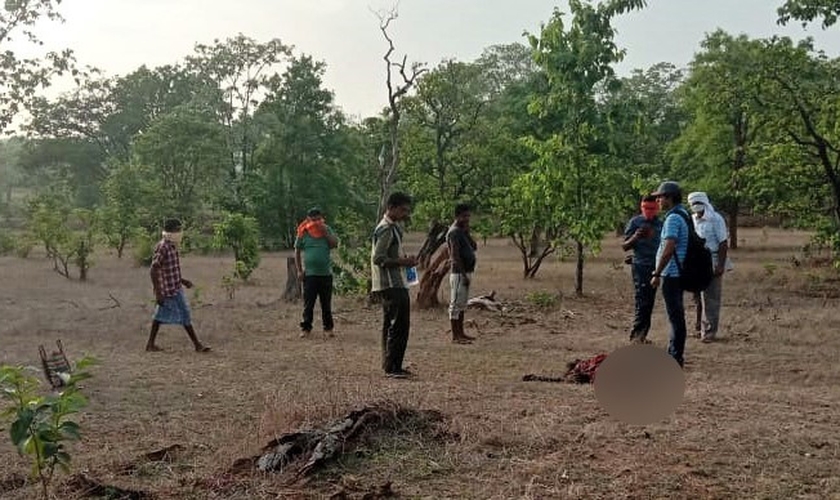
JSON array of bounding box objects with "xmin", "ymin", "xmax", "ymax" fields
[
  {"xmin": 731, "ymin": 146, "xmax": 744, "ymax": 250},
  {"xmin": 415, "ymin": 246, "xmax": 450, "ymax": 309},
  {"xmin": 729, "ymin": 210, "xmax": 739, "ymax": 251},
  {"xmin": 283, "ymin": 257, "xmax": 302, "ymax": 302},
  {"xmin": 528, "ymin": 227, "xmax": 540, "ymax": 258},
  {"xmin": 575, "ymin": 240, "xmax": 584, "ymax": 296},
  {"xmin": 417, "ymin": 221, "xmax": 448, "ymax": 270}
]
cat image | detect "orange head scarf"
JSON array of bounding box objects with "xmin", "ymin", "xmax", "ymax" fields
[{"xmin": 296, "ymin": 217, "xmax": 327, "ymax": 239}]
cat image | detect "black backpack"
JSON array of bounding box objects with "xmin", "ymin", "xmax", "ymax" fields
[{"xmin": 671, "ymin": 208, "xmax": 714, "ymax": 293}]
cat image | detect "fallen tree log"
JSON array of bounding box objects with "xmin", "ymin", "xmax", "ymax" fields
[{"xmin": 467, "ymin": 290, "xmax": 503, "ymax": 312}]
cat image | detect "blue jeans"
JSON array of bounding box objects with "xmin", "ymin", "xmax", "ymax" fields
[
  {"xmin": 662, "ymin": 277, "xmax": 687, "ymax": 367},
  {"xmin": 631, "ymin": 262, "xmax": 656, "ymax": 340}
]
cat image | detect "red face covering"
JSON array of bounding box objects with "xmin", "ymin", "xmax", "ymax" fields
[{"xmin": 641, "ymin": 201, "xmax": 659, "ymax": 221}]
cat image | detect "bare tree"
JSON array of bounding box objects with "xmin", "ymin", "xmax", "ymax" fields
[{"xmin": 372, "ymin": 5, "xmax": 427, "ymax": 219}]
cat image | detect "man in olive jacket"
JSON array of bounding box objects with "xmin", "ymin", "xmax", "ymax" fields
[{"xmin": 371, "ymin": 192, "xmax": 418, "ymax": 379}]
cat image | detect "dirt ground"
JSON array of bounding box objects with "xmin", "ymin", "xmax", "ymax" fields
[{"xmin": 1, "ymin": 227, "xmax": 839, "ymax": 500}]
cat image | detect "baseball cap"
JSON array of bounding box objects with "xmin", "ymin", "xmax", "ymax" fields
[{"xmin": 651, "ymin": 181, "xmax": 681, "ymax": 197}]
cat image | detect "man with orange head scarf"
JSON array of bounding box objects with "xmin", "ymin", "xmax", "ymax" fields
[
  {"xmin": 294, "ymin": 207, "xmax": 339, "ymax": 337},
  {"xmin": 622, "ymin": 195, "xmax": 663, "ymax": 343}
]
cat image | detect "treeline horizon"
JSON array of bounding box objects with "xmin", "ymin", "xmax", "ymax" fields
[{"xmin": 1, "ymin": 0, "xmax": 839, "ymax": 293}]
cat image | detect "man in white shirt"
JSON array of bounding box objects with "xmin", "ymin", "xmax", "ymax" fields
[{"xmin": 687, "ymin": 192, "xmax": 730, "ymax": 343}]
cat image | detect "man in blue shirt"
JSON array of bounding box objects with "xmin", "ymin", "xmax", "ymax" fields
[
  {"xmin": 650, "ymin": 181, "xmax": 690, "ymax": 368},
  {"xmin": 622, "ymin": 195, "xmax": 663, "ymax": 343}
]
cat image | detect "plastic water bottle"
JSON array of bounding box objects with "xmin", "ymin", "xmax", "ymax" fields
[{"xmin": 406, "ymin": 266, "xmax": 419, "ymax": 287}]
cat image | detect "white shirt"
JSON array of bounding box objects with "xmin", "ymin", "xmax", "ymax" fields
[{"xmin": 693, "ymin": 211, "xmax": 728, "ymax": 268}]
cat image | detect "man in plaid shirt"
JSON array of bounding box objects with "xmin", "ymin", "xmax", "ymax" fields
[{"xmin": 145, "ymin": 218, "xmax": 211, "ymax": 353}]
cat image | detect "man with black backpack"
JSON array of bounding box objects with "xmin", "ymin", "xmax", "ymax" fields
[{"xmin": 649, "ymin": 181, "xmax": 693, "ymax": 368}]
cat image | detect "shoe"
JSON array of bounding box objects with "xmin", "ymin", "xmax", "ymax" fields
[
  {"xmin": 195, "ymin": 345, "xmax": 212, "ymax": 353},
  {"xmin": 385, "ymin": 371, "xmax": 409, "ymax": 379}
]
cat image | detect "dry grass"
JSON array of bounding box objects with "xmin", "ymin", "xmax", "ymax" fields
[{"xmin": 1, "ymin": 227, "xmax": 840, "ymax": 499}]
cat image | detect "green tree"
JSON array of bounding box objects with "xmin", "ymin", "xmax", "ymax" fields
[
  {"xmin": 250, "ymin": 54, "xmax": 359, "ymax": 248},
  {"xmin": 476, "ymin": 42, "xmax": 537, "ymax": 99},
  {"xmin": 132, "ymin": 110, "xmax": 228, "ymax": 223},
  {"xmin": 213, "ymin": 212, "xmax": 261, "ymax": 281},
  {"xmin": 778, "ymin": 0, "xmax": 840, "ymax": 28},
  {"xmin": 401, "ymin": 59, "xmax": 488, "ymax": 223},
  {"xmin": 754, "ymin": 36, "xmax": 840, "ymax": 254},
  {"xmin": 495, "ymin": 172, "xmax": 566, "ymax": 278},
  {"xmin": 602, "ymin": 62, "xmax": 686, "ymax": 213},
  {"xmin": 26, "ymin": 65, "xmax": 222, "ymax": 163},
  {"xmin": 99, "ymin": 162, "xmax": 158, "ymax": 258},
  {"xmin": 186, "ymin": 34, "xmax": 292, "ymax": 209},
  {"xmin": 669, "ymin": 31, "xmax": 767, "ymax": 248},
  {"xmin": 27, "ymin": 185, "xmax": 98, "ymax": 280},
  {"xmin": 16, "ymin": 137, "xmax": 106, "ymax": 208},
  {"xmin": 0, "ymin": 0, "xmax": 83, "ymax": 132},
  {"xmin": 523, "ymin": 0, "xmax": 647, "ymax": 294}
]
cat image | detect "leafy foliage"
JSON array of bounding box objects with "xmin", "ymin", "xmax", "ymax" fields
[
  {"xmin": 26, "ymin": 186, "xmax": 99, "ymax": 280},
  {"xmin": 6, "ymin": 0, "xmax": 840, "ymax": 287},
  {"xmin": 99, "ymin": 163, "xmax": 156, "ymax": 258},
  {"xmin": 777, "ymin": 0, "xmax": 840, "ymax": 28},
  {"xmin": 522, "ymin": 0, "xmax": 646, "ymax": 293},
  {"xmin": 0, "ymin": 356, "xmax": 97, "ymax": 499},
  {"xmin": 213, "ymin": 212, "xmax": 261, "ymax": 281},
  {"xmin": 133, "ymin": 110, "xmax": 228, "ymax": 223},
  {"xmin": 0, "ymin": 0, "xmax": 86, "ymax": 132}
]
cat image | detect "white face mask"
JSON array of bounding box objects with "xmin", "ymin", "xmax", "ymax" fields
[{"xmin": 163, "ymin": 231, "xmax": 183, "ymax": 244}]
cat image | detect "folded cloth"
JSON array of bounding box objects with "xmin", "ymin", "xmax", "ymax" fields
[{"xmin": 296, "ymin": 219, "xmax": 327, "ymax": 239}]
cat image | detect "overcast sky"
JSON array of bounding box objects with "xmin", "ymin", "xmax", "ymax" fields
[{"xmin": 18, "ymin": 0, "xmax": 840, "ymax": 119}]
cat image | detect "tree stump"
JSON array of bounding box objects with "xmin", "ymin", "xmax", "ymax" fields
[
  {"xmin": 283, "ymin": 257, "xmax": 302, "ymax": 302},
  {"xmin": 415, "ymin": 246, "xmax": 451, "ymax": 309}
]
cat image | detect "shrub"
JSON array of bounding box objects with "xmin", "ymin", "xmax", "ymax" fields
[
  {"xmin": 213, "ymin": 212, "xmax": 261, "ymax": 281},
  {"xmin": 0, "ymin": 231, "xmax": 15, "ymax": 255},
  {"xmin": 0, "ymin": 356, "xmax": 97, "ymax": 500},
  {"xmin": 132, "ymin": 232, "xmax": 155, "ymax": 268}
]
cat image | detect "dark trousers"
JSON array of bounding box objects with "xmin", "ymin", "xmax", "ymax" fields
[
  {"xmin": 379, "ymin": 288, "xmax": 411, "ymax": 373},
  {"xmin": 300, "ymin": 275, "xmax": 334, "ymax": 332},
  {"xmin": 662, "ymin": 277, "xmax": 687, "ymax": 367},
  {"xmin": 630, "ymin": 262, "xmax": 656, "ymax": 340}
]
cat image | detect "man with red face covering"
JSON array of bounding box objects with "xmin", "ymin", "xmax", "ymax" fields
[{"xmin": 622, "ymin": 195, "xmax": 663, "ymax": 343}]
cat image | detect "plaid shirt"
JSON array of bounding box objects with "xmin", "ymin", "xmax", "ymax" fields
[{"xmin": 152, "ymin": 239, "xmax": 182, "ymax": 297}]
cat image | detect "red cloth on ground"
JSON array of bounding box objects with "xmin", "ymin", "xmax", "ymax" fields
[{"xmin": 565, "ymin": 353, "xmax": 608, "ymax": 384}]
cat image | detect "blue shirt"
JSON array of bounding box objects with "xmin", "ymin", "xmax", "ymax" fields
[
  {"xmin": 656, "ymin": 205, "xmax": 690, "ymax": 277},
  {"xmin": 624, "ymin": 215, "xmax": 662, "ymax": 267}
]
